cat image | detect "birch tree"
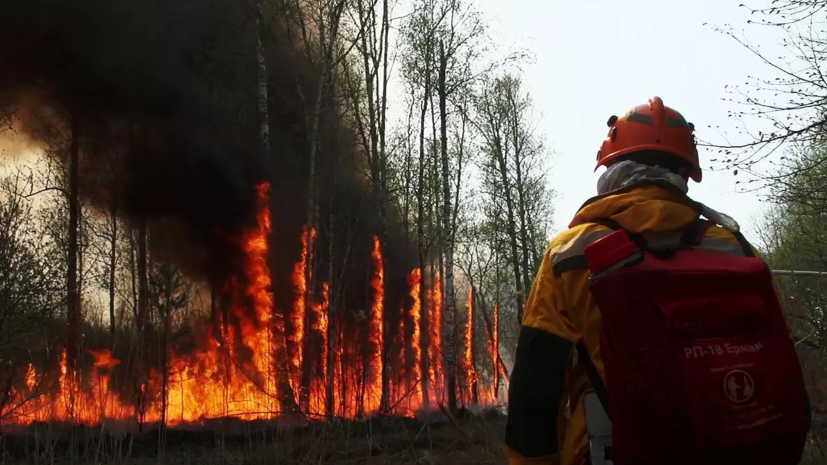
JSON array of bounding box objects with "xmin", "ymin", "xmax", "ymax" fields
[
  {"xmin": 400, "ymin": 0, "xmax": 448, "ymax": 409},
  {"xmin": 473, "ymin": 75, "xmax": 551, "ymax": 328},
  {"xmin": 342, "ymin": 0, "xmax": 395, "ymax": 412}
]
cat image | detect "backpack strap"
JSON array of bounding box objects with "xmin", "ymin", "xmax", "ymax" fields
[
  {"xmin": 591, "ymin": 218, "xmax": 648, "ymax": 250},
  {"xmin": 552, "ymin": 218, "xmax": 633, "ymax": 277},
  {"xmin": 552, "ymin": 217, "xmax": 748, "ymax": 277},
  {"xmin": 577, "ymin": 340, "xmax": 611, "ymax": 421},
  {"xmin": 679, "ymin": 218, "xmax": 756, "ymax": 258},
  {"xmin": 590, "ymin": 218, "xmax": 622, "ymax": 231},
  {"xmin": 733, "ymin": 230, "xmax": 756, "ymax": 257},
  {"xmin": 679, "ymin": 218, "xmax": 714, "ymax": 247}
]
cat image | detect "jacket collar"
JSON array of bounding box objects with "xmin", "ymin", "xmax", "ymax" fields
[{"xmin": 570, "ymin": 180, "xmax": 703, "ymax": 230}]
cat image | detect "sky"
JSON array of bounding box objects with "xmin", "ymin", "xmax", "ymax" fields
[{"xmin": 470, "ymin": 0, "xmax": 788, "ymax": 243}]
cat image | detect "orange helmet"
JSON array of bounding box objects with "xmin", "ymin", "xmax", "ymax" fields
[{"xmin": 595, "ymin": 96, "xmax": 702, "ymax": 182}]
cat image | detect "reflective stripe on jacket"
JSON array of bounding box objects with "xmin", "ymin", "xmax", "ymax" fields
[{"xmin": 504, "ymin": 183, "xmax": 781, "ymax": 465}]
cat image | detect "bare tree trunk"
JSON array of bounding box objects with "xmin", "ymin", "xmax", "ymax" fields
[
  {"xmin": 300, "ymin": 0, "xmax": 347, "ymax": 412},
  {"xmin": 493, "ymin": 152, "xmax": 523, "ymax": 326},
  {"xmin": 210, "ymin": 284, "xmax": 218, "ymax": 340},
  {"xmin": 67, "ymin": 109, "xmax": 80, "ymax": 370},
  {"xmin": 507, "ymin": 88, "xmax": 534, "ymax": 294},
  {"xmin": 136, "ymin": 217, "xmax": 149, "ymax": 428},
  {"xmin": 137, "ymin": 221, "xmax": 149, "ymax": 344},
  {"xmin": 108, "ymin": 204, "xmax": 118, "ymax": 337},
  {"xmin": 377, "ymin": 0, "xmax": 392, "ymax": 413},
  {"xmin": 78, "ymin": 200, "xmax": 85, "ymax": 336},
  {"xmin": 159, "ymin": 273, "xmax": 171, "ymax": 452},
  {"xmin": 477, "ymin": 86, "xmax": 526, "ymax": 326},
  {"xmin": 438, "ymin": 40, "xmax": 458, "ymax": 414},
  {"xmin": 326, "ymin": 205, "xmax": 336, "ymax": 417},
  {"xmin": 514, "ymin": 186, "xmax": 531, "ymax": 294},
  {"xmin": 492, "ymin": 300, "xmax": 500, "ymax": 399},
  {"xmin": 300, "ymin": 71, "xmax": 325, "ymax": 410},
  {"xmin": 255, "ymin": 2, "xmax": 299, "ymax": 414},
  {"xmin": 130, "ymin": 229, "xmax": 138, "ymax": 322},
  {"xmin": 255, "ymin": 2, "xmax": 271, "ymax": 157},
  {"xmin": 416, "ymin": 71, "xmax": 431, "ymax": 411},
  {"xmin": 475, "ymin": 292, "xmax": 509, "ymax": 388}
]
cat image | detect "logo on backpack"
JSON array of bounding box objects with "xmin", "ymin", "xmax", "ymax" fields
[{"xmin": 723, "ymin": 369, "xmax": 755, "ymax": 404}]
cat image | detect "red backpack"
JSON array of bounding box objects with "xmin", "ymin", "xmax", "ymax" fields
[{"xmin": 578, "ymin": 218, "xmax": 811, "ymax": 465}]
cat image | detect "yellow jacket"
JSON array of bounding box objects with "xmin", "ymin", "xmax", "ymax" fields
[{"xmin": 504, "ymin": 183, "xmax": 766, "ymax": 465}]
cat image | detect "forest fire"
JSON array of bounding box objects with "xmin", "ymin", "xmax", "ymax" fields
[
  {"xmin": 0, "ymin": 182, "xmax": 499, "ymax": 430},
  {"xmin": 366, "ymin": 235, "xmax": 385, "ymax": 413},
  {"xmin": 428, "ymin": 272, "xmax": 445, "ymax": 406},
  {"xmin": 407, "ymin": 269, "xmax": 424, "ymax": 410},
  {"xmin": 464, "ymin": 287, "xmax": 477, "ymax": 406}
]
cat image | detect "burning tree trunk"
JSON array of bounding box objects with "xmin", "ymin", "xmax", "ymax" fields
[
  {"xmin": 295, "ymin": 227, "xmax": 310, "ymax": 407},
  {"xmin": 415, "ymin": 71, "xmax": 431, "ymax": 410},
  {"xmin": 377, "ymin": 0, "xmax": 392, "ymax": 414},
  {"xmin": 351, "ymin": 0, "xmax": 393, "ymax": 412},
  {"xmin": 438, "ymin": 40, "xmax": 458, "ymax": 413},
  {"xmin": 464, "ymin": 286, "xmax": 478, "ymax": 406},
  {"xmin": 407, "ymin": 269, "xmax": 423, "ymax": 410},
  {"xmin": 478, "ymin": 296, "xmax": 508, "ymax": 389},
  {"xmin": 428, "ymin": 265, "xmax": 444, "ymax": 404},
  {"xmin": 210, "ymin": 284, "xmax": 219, "ymax": 340},
  {"xmin": 368, "ymin": 236, "xmax": 385, "ymax": 413},
  {"xmin": 67, "ymin": 108, "xmax": 81, "ymax": 372},
  {"xmin": 160, "ymin": 271, "xmax": 171, "ymax": 446},
  {"xmin": 254, "ymin": 3, "xmax": 297, "ymax": 414},
  {"xmin": 299, "ymin": 0, "xmax": 347, "ymax": 413},
  {"xmin": 325, "ymin": 207, "xmax": 336, "ymax": 416},
  {"xmin": 492, "ymin": 301, "xmax": 500, "ymax": 399}
]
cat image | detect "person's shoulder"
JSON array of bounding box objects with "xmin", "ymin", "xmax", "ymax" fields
[
  {"xmin": 544, "ymin": 222, "xmax": 617, "ymax": 277},
  {"xmin": 549, "ymin": 221, "xmax": 615, "ymax": 252},
  {"xmin": 701, "ymin": 223, "xmax": 759, "ymax": 258}
]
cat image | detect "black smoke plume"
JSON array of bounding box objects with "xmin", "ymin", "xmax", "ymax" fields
[{"xmin": 0, "ymin": 0, "xmax": 415, "ymax": 301}]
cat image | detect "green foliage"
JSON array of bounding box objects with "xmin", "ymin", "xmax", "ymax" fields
[
  {"xmin": 759, "ymin": 142, "xmax": 827, "ymax": 350},
  {"xmin": 758, "ymin": 140, "xmax": 827, "ymax": 420}
]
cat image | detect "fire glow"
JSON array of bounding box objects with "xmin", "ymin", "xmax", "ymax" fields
[{"xmin": 0, "ymin": 182, "xmax": 500, "ymax": 428}]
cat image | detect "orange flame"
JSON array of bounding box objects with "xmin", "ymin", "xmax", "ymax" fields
[
  {"xmin": 291, "ymin": 226, "xmax": 312, "ymax": 395},
  {"xmin": 428, "ymin": 271, "xmax": 444, "ymax": 403},
  {"xmin": 407, "ymin": 268, "xmax": 423, "ymax": 410},
  {"xmin": 493, "ymin": 301, "xmax": 501, "ymax": 402},
  {"xmin": 366, "ymin": 235, "xmax": 384, "ymax": 413},
  {"xmin": 308, "ymin": 282, "xmax": 329, "ymax": 415},
  {"xmin": 0, "ymin": 183, "xmax": 504, "ymax": 429},
  {"xmin": 464, "ymin": 286, "xmax": 477, "ymax": 406}
]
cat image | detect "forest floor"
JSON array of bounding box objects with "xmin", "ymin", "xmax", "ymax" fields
[
  {"xmin": 5, "ymin": 415, "xmax": 827, "ymax": 464},
  {"xmin": 0, "ymin": 413, "xmax": 508, "ymax": 464}
]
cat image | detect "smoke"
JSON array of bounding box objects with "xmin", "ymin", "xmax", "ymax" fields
[
  {"xmin": 0, "ymin": 0, "xmax": 416, "ymax": 308},
  {"xmin": 0, "ymin": 0, "xmax": 277, "ymax": 284}
]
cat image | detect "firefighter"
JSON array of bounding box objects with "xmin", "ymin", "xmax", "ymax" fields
[{"xmin": 503, "ymin": 96, "xmax": 793, "ymax": 465}]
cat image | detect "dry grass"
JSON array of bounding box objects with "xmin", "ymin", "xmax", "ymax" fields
[
  {"xmin": 0, "ymin": 414, "xmax": 508, "ymax": 464},
  {"xmin": 6, "ymin": 416, "xmax": 826, "ymax": 464}
]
